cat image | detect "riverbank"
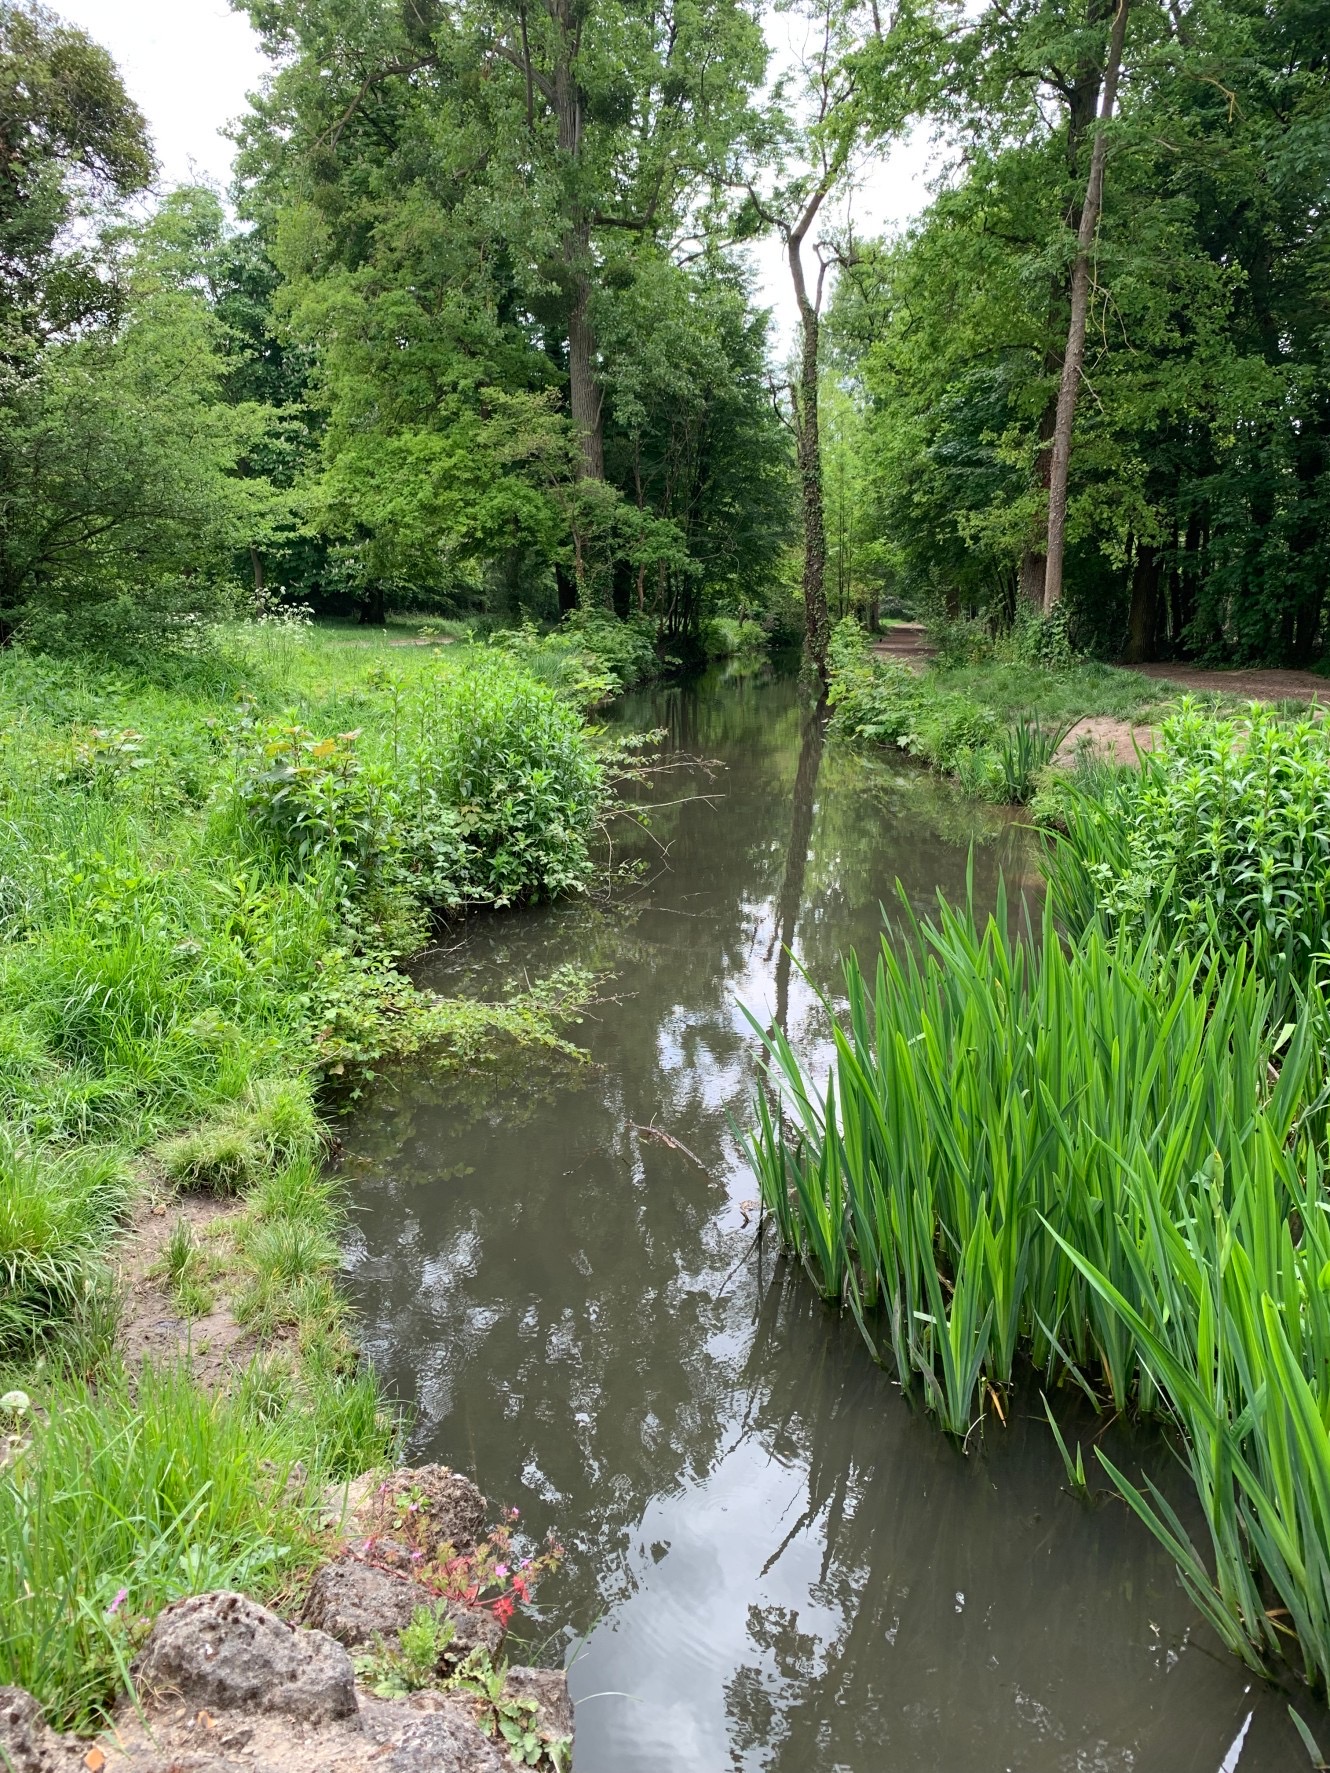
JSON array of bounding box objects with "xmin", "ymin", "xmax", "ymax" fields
[
  {"xmin": 0, "ymin": 618, "xmax": 616, "ymax": 1741},
  {"xmin": 838, "ymin": 620, "xmax": 1325, "ymax": 802}
]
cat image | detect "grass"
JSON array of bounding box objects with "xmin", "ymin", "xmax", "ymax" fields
[
  {"xmin": 0, "ymin": 1360, "xmax": 394, "ymax": 1730},
  {"xmin": 935, "ymin": 658, "xmax": 1167, "ymax": 726},
  {"xmin": 0, "ymin": 616, "xmax": 613, "ymax": 1727}
]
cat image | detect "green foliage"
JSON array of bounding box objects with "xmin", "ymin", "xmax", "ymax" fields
[
  {"xmin": 0, "ymin": 1137, "xmax": 126, "ymax": 1359},
  {"xmin": 499, "ymin": 615, "xmax": 661, "ymax": 706},
  {"xmin": 827, "ymin": 0, "xmax": 1330, "ymax": 663},
  {"xmin": 745, "ymin": 888, "xmax": 1330, "ymax": 1687},
  {"xmin": 0, "ymin": 2, "xmax": 152, "ymax": 359},
  {"xmin": 0, "ymin": 1360, "xmax": 394, "ymax": 1729},
  {"xmin": 355, "ymin": 1602, "xmax": 457, "ymax": 1697},
  {"xmin": 995, "ymin": 715, "xmax": 1073, "ymax": 804},
  {"xmin": 1044, "ymin": 701, "xmax": 1330, "ymax": 1003}
]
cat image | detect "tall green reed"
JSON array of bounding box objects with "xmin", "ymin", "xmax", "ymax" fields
[{"xmin": 744, "ymin": 887, "xmax": 1330, "ymax": 1688}]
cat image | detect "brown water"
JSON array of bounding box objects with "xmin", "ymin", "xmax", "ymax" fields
[{"xmin": 341, "ymin": 666, "xmax": 1314, "ymax": 1772}]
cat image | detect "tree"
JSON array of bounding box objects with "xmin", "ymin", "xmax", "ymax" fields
[
  {"xmin": 828, "ymin": 0, "xmax": 1330, "ymax": 663},
  {"xmin": 0, "ymin": 2, "xmax": 151, "ymax": 366},
  {"xmin": 1042, "ymin": 0, "xmax": 1129, "ymax": 611},
  {"xmin": 236, "ymin": 0, "xmax": 771, "ymax": 610},
  {"xmin": 0, "ymin": 191, "xmax": 291, "ymax": 644}
]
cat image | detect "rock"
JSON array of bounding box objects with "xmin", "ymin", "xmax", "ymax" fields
[
  {"xmin": 303, "ymin": 1557, "xmax": 419, "ymax": 1646},
  {"xmin": 0, "ymin": 1688, "xmax": 73, "ymax": 1772},
  {"xmin": 135, "ymin": 1592, "xmax": 357, "ymax": 1724},
  {"xmin": 349, "ymin": 1466, "xmax": 488, "ymax": 1558},
  {"xmin": 302, "ymin": 1557, "xmax": 503, "ymax": 1663},
  {"xmin": 359, "ymin": 1696, "xmax": 508, "ymax": 1773},
  {"xmin": 504, "ymin": 1667, "xmax": 574, "ymax": 1745}
]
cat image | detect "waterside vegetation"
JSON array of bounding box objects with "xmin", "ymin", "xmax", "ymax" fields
[
  {"xmin": 747, "ymin": 697, "xmax": 1330, "ymax": 1709},
  {"xmin": 0, "ymin": 620, "xmax": 617, "ymax": 1726}
]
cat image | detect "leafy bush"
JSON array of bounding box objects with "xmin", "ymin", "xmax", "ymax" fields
[
  {"xmin": 1043, "ymin": 701, "xmax": 1330, "ymax": 1000},
  {"xmin": 701, "ymin": 616, "xmax": 767, "ymax": 659},
  {"xmin": 499, "ymin": 613, "xmax": 659, "ymax": 706},
  {"xmin": 412, "ymin": 653, "xmax": 605, "ymax": 906},
  {"xmin": 828, "ymin": 624, "xmax": 997, "ymax": 773}
]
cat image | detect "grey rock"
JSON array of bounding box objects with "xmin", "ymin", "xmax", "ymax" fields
[
  {"xmin": 136, "ymin": 1592, "xmax": 358, "ymax": 1724},
  {"xmin": 504, "ymin": 1667, "xmax": 574, "ymax": 1745},
  {"xmin": 359, "ymin": 1697, "xmax": 507, "ymax": 1773},
  {"xmin": 0, "ymin": 1688, "xmax": 73, "ymax": 1772},
  {"xmin": 303, "ymin": 1557, "xmax": 419, "ymax": 1646},
  {"xmin": 302, "ymin": 1557, "xmax": 503, "ymax": 1664},
  {"xmin": 353, "ymin": 1466, "xmax": 488, "ymax": 1557}
]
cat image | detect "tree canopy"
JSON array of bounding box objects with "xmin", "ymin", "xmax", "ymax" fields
[{"xmin": 0, "ymin": 0, "xmax": 1326, "ymax": 664}]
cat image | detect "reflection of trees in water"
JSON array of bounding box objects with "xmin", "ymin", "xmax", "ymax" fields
[
  {"xmin": 341, "ymin": 671, "xmax": 1250, "ymax": 1768},
  {"xmin": 718, "ymin": 1266, "xmax": 1285, "ymax": 1771},
  {"xmin": 767, "ymin": 696, "xmax": 827, "ymax": 1034}
]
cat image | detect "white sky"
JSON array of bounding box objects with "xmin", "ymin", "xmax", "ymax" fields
[{"xmin": 60, "ymin": 0, "xmax": 934, "ymax": 352}]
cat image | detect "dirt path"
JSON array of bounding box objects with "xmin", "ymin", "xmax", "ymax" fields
[
  {"xmin": 1131, "ymin": 661, "xmax": 1326, "ymax": 702},
  {"xmin": 870, "ymin": 623, "xmax": 935, "ymax": 664}
]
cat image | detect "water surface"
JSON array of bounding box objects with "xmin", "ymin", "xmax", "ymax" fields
[{"xmin": 342, "ymin": 668, "xmax": 1311, "ymax": 1772}]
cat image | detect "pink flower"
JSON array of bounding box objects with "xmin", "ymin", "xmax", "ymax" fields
[
  {"xmin": 107, "ymin": 1588, "xmax": 128, "ymax": 1619},
  {"xmin": 519, "ymin": 1558, "xmax": 532, "ymax": 1570},
  {"xmin": 410, "ymin": 1550, "xmax": 424, "ymax": 1565},
  {"xmin": 494, "ymin": 1564, "xmax": 509, "ymax": 1579}
]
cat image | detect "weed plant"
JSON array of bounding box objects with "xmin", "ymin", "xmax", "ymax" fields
[
  {"xmin": 745, "ymin": 886, "xmax": 1330, "ymax": 1691},
  {"xmin": 0, "ymin": 625, "xmax": 607, "ymax": 1723}
]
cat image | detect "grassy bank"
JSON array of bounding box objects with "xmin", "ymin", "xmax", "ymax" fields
[
  {"xmin": 746, "ymin": 701, "xmax": 1330, "ymax": 1708},
  {"xmin": 830, "ymin": 620, "xmax": 1179, "ymax": 803},
  {"xmin": 0, "ymin": 617, "xmax": 615, "ymax": 1726}
]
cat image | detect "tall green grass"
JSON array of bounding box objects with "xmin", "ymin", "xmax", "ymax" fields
[
  {"xmin": 0, "ymin": 1361, "xmax": 394, "ymax": 1728},
  {"xmin": 745, "ymin": 890, "xmax": 1330, "ymax": 1688}
]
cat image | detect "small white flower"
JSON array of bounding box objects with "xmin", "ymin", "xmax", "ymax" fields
[{"xmin": 0, "ymin": 1391, "xmax": 31, "ymax": 1415}]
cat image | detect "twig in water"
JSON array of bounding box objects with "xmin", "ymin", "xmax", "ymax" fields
[{"xmin": 626, "ymin": 1122, "xmax": 709, "ymax": 1171}]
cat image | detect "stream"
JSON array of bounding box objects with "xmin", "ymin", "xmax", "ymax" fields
[{"xmin": 341, "ymin": 665, "xmax": 1312, "ymax": 1772}]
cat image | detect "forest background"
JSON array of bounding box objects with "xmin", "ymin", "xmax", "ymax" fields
[{"xmin": 1, "ymin": 0, "xmax": 1327, "ymax": 674}]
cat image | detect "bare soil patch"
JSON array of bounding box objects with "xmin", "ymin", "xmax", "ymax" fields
[
  {"xmin": 869, "ymin": 622, "xmax": 935, "ymax": 665},
  {"xmin": 114, "ymin": 1189, "xmax": 256, "ymax": 1388}
]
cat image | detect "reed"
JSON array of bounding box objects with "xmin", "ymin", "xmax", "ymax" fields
[{"xmin": 745, "ymin": 889, "xmax": 1330, "ymax": 1688}]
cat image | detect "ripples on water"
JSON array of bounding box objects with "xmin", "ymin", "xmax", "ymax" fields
[{"xmin": 342, "ymin": 666, "xmax": 1311, "ymax": 1772}]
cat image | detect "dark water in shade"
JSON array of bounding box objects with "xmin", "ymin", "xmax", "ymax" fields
[{"xmin": 341, "ymin": 666, "xmax": 1318, "ymax": 1773}]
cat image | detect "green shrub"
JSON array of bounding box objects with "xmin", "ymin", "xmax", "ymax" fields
[
  {"xmin": 701, "ymin": 616, "xmax": 767, "ymax": 660},
  {"xmin": 1043, "ymin": 700, "xmax": 1330, "ymax": 1002},
  {"xmin": 413, "ymin": 653, "xmax": 606, "ymax": 906},
  {"xmin": 498, "ymin": 613, "xmax": 659, "ymax": 705}
]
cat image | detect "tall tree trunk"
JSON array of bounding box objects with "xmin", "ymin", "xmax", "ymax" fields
[
  {"xmin": 249, "ymin": 545, "xmax": 265, "ymax": 596},
  {"xmin": 553, "ymin": 18, "xmax": 602, "ymax": 483},
  {"xmin": 1043, "ymin": 0, "xmax": 1130, "ymax": 613},
  {"xmin": 1125, "ymin": 544, "xmax": 1159, "ymax": 662},
  {"xmin": 1019, "ymin": 0, "xmax": 1113, "ymax": 607},
  {"xmin": 790, "ymin": 222, "xmax": 831, "ymax": 685}
]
